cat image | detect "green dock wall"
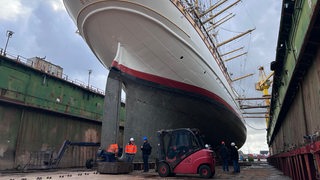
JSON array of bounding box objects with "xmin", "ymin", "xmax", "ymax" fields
[
  {"xmin": 0, "ymin": 55, "xmax": 104, "ymax": 170},
  {"xmin": 268, "ymin": 0, "xmax": 320, "ymax": 153},
  {"xmin": 0, "ymin": 56, "xmax": 104, "ymax": 121}
]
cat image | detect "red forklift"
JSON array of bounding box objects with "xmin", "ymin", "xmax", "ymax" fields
[{"xmin": 156, "ymin": 128, "xmax": 215, "ymax": 178}]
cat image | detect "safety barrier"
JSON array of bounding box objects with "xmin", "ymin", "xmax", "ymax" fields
[
  {"xmin": 268, "ymin": 141, "xmax": 320, "ymax": 180},
  {"xmin": 0, "ymin": 49, "xmax": 105, "ymax": 95}
]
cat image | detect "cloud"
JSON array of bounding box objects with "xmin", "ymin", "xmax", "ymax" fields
[
  {"xmin": 0, "ymin": 0, "xmax": 32, "ymax": 21},
  {"xmin": 225, "ymin": 0, "xmax": 282, "ymax": 154},
  {"xmin": 48, "ymin": 0, "xmax": 65, "ymax": 12}
]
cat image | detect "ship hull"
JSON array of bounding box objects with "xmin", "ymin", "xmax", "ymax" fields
[
  {"xmin": 109, "ymin": 66, "xmax": 246, "ymax": 149},
  {"xmin": 64, "ymin": 0, "xmax": 246, "ymax": 148}
]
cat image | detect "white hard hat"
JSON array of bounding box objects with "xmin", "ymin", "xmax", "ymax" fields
[
  {"xmin": 231, "ymin": 142, "xmax": 235, "ymax": 146},
  {"xmin": 205, "ymin": 144, "xmax": 209, "ymax": 148},
  {"xmin": 130, "ymin": 137, "xmax": 134, "ymax": 141}
]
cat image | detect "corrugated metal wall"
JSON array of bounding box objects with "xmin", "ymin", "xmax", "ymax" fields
[
  {"xmin": 0, "ymin": 103, "xmax": 21, "ymax": 169},
  {"xmin": 0, "ymin": 101, "xmax": 101, "ymax": 170},
  {"xmin": 302, "ymin": 50, "xmax": 320, "ymax": 132}
]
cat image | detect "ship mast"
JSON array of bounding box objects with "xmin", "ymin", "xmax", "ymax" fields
[
  {"xmin": 202, "ymin": 0, "xmax": 241, "ymax": 24},
  {"xmin": 207, "ymin": 13, "xmax": 235, "ymax": 32},
  {"xmin": 224, "ymin": 52, "xmax": 247, "ymax": 62},
  {"xmin": 175, "ymin": 0, "xmax": 255, "ymax": 88},
  {"xmin": 217, "ymin": 28, "xmax": 255, "ymax": 48},
  {"xmin": 198, "ymin": 0, "xmax": 228, "ymax": 18},
  {"xmin": 220, "ymin": 46, "xmax": 244, "ymax": 57}
]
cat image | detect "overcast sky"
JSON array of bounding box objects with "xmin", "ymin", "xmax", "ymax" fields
[{"xmin": 0, "ymin": 0, "xmax": 282, "ymax": 154}]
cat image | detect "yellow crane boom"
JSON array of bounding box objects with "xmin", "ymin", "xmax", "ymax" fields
[{"xmin": 255, "ymin": 66, "xmax": 274, "ymax": 127}]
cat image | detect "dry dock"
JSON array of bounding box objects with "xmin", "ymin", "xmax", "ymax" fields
[
  {"xmin": 266, "ymin": 0, "xmax": 320, "ymax": 179},
  {"xmin": 0, "ymin": 162, "xmax": 291, "ymax": 180}
]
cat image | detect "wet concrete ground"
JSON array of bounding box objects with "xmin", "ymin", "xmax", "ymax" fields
[{"xmin": 0, "ymin": 162, "xmax": 291, "ymax": 180}]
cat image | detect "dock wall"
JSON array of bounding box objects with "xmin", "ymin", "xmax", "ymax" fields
[
  {"xmin": 0, "ymin": 55, "xmax": 104, "ymax": 170},
  {"xmin": 268, "ymin": 0, "xmax": 320, "ymax": 179},
  {"xmin": 0, "ymin": 102, "xmax": 101, "ymax": 170},
  {"xmin": 0, "ymin": 56, "xmax": 104, "ymax": 121}
]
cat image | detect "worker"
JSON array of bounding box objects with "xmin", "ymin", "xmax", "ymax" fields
[
  {"xmin": 105, "ymin": 143, "xmax": 119, "ymax": 162},
  {"xmin": 230, "ymin": 142, "xmax": 240, "ymax": 173},
  {"xmin": 125, "ymin": 137, "xmax": 137, "ymax": 162},
  {"xmin": 140, "ymin": 136, "xmax": 152, "ymax": 172},
  {"xmin": 205, "ymin": 144, "xmax": 211, "ymax": 149},
  {"xmin": 219, "ymin": 141, "xmax": 229, "ymax": 172}
]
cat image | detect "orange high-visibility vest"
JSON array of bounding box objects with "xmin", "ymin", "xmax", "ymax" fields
[
  {"xmin": 125, "ymin": 144, "xmax": 137, "ymax": 154},
  {"xmin": 107, "ymin": 144, "xmax": 119, "ymax": 154}
]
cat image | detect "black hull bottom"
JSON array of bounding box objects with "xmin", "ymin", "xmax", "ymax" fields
[{"xmin": 102, "ymin": 68, "xmax": 246, "ymax": 160}]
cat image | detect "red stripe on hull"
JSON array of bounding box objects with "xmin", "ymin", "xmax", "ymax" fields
[{"xmin": 111, "ymin": 61, "xmax": 238, "ymax": 115}]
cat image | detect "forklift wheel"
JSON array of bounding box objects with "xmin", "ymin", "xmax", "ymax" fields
[
  {"xmin": 199, "ymin": 165, "xmax": 212, "ymax": 178},
  {"xmin": 158, "ymin": 162, "xmax": 170, "ymax": 177}
]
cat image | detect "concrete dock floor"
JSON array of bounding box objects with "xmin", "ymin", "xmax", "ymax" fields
[{"xmin": 0, "ymin": 162, "xmax": 291, "ymax": 180}]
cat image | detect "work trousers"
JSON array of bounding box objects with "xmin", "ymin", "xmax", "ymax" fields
[
  {"xmin": 126, "ymin": 153, "xmax": 135, "ymax": 162},
  {"xmin": 232, "ymin": 160, "xmax": 240, "ymax": 173},
  {"xmin": 106, "ymin": 152, "xmax": 116, "ymax": 162},
  {"xmin": 222, "ymin": 159, "xmax": 229, "ymax": 171},
  {"xmin": 142, "ymin": 154, "xmax": 149, "ymax": 172}
]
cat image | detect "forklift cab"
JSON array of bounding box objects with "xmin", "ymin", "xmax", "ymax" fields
[{"xmin": 157, "ymin": 128, "xmax": 215, "ymax": 178}]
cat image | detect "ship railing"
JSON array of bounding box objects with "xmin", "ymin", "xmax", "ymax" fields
[
  {"xmin": 0, "ymin": 49, "xmax": 105, "ymax": 95},
  {"xmin": 61, "ymin": 75, "xmax": 105, "ymax": 95},
  {"xmin": 0, "ymin": 48, "xmax": 34, "ymax": 66}
]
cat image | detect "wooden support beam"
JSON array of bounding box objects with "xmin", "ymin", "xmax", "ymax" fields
[
  {"xmin": 240, "ymin": 105, "xmax": 270, "ymax": 109},
  {"xmin": 231, "ymin": 73, "xmax": 253, "ymax": 82},
  {"xmin": 243, "ymin": 116, "xmax": 269, "ymax": 118},
  {"xmin": 236, "ymin": 96, "xmax": 271, "ymax": 100},
  {"xmin": 242, "ymin": 112, "xmax": 268, "ymax": 114}
]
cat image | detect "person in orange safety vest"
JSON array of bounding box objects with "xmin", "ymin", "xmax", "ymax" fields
[
  {"xmin": 105, "ymin": 143, "xmax": 119, "ymax": 162},
  {"xmin": 125, "ymin": 137, "xmax": 137, "ymax": 162}
]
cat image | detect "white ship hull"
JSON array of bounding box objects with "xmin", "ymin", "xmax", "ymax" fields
[{"xmin": 64, "ymin": 0, "xmax": 246, "ymax": 148}]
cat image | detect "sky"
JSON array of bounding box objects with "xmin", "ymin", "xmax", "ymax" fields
[{"xmin": 0, "ymin": 0, "xmax": 282, "ymax": 154}]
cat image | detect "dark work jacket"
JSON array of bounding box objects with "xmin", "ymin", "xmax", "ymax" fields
[
  {"xmin": 141, "ymin": 141, "xmax": 152, "ymax": 155},
  {"xmin": 220, "ymin": 144, "xmax": 229, "ymax": 160},
  {"xmin": 230, "ymin": 146, "xmax": 239, "ymax": 161}
]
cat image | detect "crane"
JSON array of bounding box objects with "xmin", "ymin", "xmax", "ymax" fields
[{"xmin": 255, "ymin": 66, "xmax": 274, "ymax": 127}]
